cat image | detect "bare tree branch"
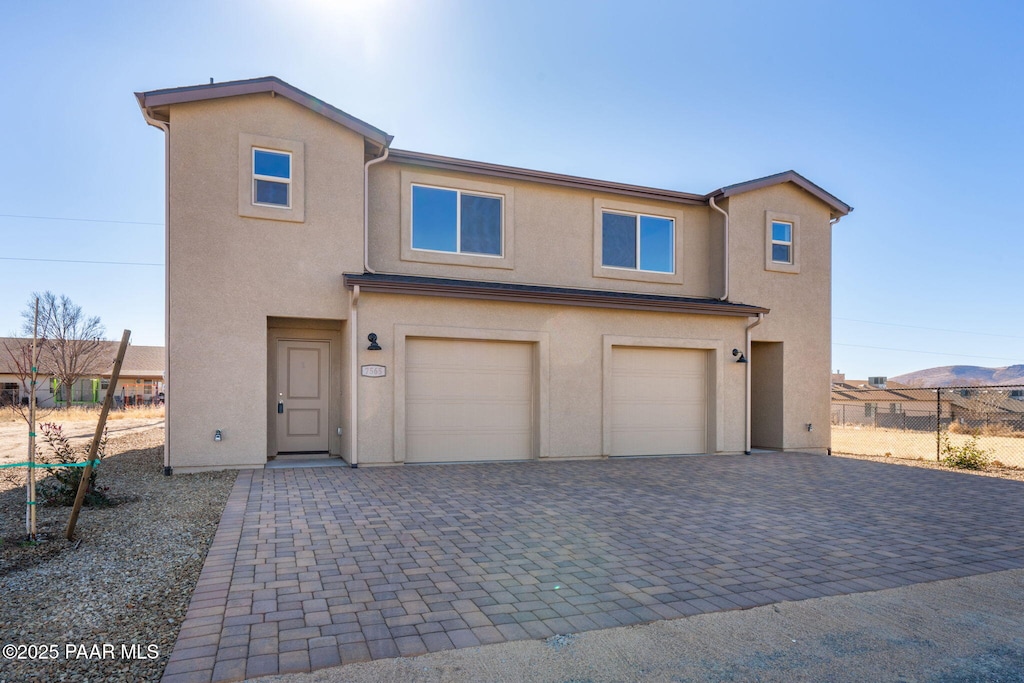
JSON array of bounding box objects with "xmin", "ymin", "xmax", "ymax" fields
[{"xmin": 20, "ymin": 292, "xmax": 107, "ymax": 408}]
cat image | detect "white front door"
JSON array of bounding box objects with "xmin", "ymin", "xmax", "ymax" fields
[{"xmin": 276, "ymin": 339, "xmax": 330, "ymax": 454}]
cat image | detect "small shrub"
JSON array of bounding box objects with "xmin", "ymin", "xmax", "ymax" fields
[
  {"xmin": 940, "ymin": 434, "xmax": 990, "ymax": 471},
  {"xmin": 35, "ymin": 422, "xmax": 110, "ymax": 506}
]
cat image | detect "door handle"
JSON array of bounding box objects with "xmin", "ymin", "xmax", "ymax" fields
[{"xmin": 278, "ymin": 400, "xmax": 284, "ymax": 414}]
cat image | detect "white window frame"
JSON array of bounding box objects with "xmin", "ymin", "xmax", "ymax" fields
[
  {"xmin": 764, "ymin": 210, "xmax": 800, "ymax": 274},
  {"xmin": 770, "ymin": 220, "xmax": 794, "ymax": 264},
  {"xmin": 592, "ymin": 198, "xmax": 685, "ymax": 286},
  {"xmin": 600, "ymin": 210, "xmax": 676, "ymax": 275},
  {"xmin": 410, "ymin": 183, "xmax": 504, "ymax": 258},
  {"xmin": 238, "ymin": 133, "xmax": 304, "ymax": 223},
  {"xmin": 252, "ymin": 147, "xmax": 292, "ymax": 209}
]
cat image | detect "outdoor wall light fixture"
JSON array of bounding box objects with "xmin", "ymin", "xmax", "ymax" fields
[
  {"xmin": 732, "ymin": 348, "xmax": 747, "ymax": 363},
  {"xmin": 214, "ymin": 429, "xmax": 223, "ymax": 442},
  {"xmin": 367, "ymin": 333, "xmax": 382, "ymax": 351}
]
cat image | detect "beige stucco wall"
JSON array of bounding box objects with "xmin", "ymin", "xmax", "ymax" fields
[
  {"xmin": 368, "ymin": 163, "xmax": 718, "ymax": 298},
  {"xmin": 724, "ymin": 185, "xmax": 834, "ymax": 453},
  {"xmin": 166, "ymin": 94, "xmax": 365, "ymax": 471},
  {"xmin": 352, "ymin": 292, "xmax": 753, "ymax": 465},
  {"xmin": 159, "ymin": 89, "xmax": 839, "ymax": 469}
]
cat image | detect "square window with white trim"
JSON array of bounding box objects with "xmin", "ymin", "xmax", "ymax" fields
[
  {"xmin": 411, "ymin": 184, "xmax": 502, "ymax": 256},
  {"xmin": 253, "ymin": 148, "xmax": 291, "ymax": 208},
  {"xmin": 238, "ymin": 133, "xmax": 304, "ymax": 223},
  {"xmin": 601, "ymin": 211, "xmax": 674, "ymax": 273}
]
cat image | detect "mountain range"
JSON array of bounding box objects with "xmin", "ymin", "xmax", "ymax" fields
[{"xmin": 891, "ymin": 365, "xmax": 1024, "ymax": 387}]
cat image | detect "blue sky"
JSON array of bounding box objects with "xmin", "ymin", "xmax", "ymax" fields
[{"xmin": 2, "ymin": 0, "xmax": 1022, "ymax": 380}]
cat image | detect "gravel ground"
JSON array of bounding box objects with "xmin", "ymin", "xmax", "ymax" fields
[
  {"xmin": 832, "ymin": 450, "xmax": 1024, "ymax": 481},
  {"xmin": 0, "ymin": 425, "xmax": 235, "ymax": 682}
]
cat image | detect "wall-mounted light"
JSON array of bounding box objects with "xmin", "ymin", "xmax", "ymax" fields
[
  {"xmin": 807, "ymin": 423, "xmax": 814, "ymax": 432},
  {"xmin": 214, "ymin": 429, "xmax": 223, "ymax": 442},
  {"xmin": 367, "ymin": 333, "xmax": 382, "ymax": 351},
  {"xmin": 732, "ymin": 348, "xmax": 747, "ymax": 364}
]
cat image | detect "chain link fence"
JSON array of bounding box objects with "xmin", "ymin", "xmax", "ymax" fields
[{"xmin": 831, "ymin": 385, "xmax": 1024, "ymax": 468}]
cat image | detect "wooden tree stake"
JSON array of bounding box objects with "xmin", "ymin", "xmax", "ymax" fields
[{"xmin": 65, "ymin": 329, "xmax": 130, "ymax": 540}]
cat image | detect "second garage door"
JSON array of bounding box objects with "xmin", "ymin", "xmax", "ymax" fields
[
  {"xmin": 406, "ymin": 338, "xmax": 533, "ymax": 463},
  {"xmin": 610, "ymin": 346, "xmax": 708, "ymax": 456}
]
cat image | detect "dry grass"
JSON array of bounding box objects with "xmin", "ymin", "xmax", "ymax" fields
[
  {"xmin": 831, "ymin": 425, "xmax": 1024, "ymax": 468},
  {"xmin": 0, "ymin": 404, "xmax": 164, "ymax": 424}
]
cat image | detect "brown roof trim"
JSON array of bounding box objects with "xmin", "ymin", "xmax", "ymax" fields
[
  {"xmin": 708, "ymin": 170, "xmax": 852, "ymax": 219},
  {"xmin": 388, "ymin": 149, "xmax": 708, "ymax": 206},
  {"xmin": 135, "ymin": 76, "xmax": 393, "ymax": 148},
  {"xmin": 345, "ymin": 273, "xmax": 769, "ymax": 317}
]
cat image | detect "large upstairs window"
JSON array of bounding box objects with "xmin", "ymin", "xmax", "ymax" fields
[
  {"xmin": 411, "ymin": 184, "xmax": 503, "ymax": 256},
  {"xmin": 601, "ymin": 211, "xmax": 674, "ymax": 273}
]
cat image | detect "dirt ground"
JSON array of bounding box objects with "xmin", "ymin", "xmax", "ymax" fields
[
  {"xmin": 832, "ymin": 425, "xmax": 1024, "ymax": 468},
  {"xmin": 0, "ymin": 416, "xmax": 164, "ymax": 465}
]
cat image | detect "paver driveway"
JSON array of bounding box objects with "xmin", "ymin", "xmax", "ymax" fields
[{"xmin": 161, "ymin": 454, "xmax": 1024, "ymax": 682}]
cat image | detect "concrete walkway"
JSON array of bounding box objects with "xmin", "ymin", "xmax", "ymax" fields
[{"xmin": 161, "ymin": 453, "xmax": 1024, "ymax": 682}]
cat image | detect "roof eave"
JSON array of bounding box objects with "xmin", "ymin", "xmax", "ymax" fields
[
  {"xmin": 135, "ymin": 76, "xmax": 393, "ymax": 147},
  {"xmin": 388, "ymin": 149, "xmax": 707, "ymax": 206},
  {"xmin": 707, "ymin": 170, "xmax": 853, "ymax": 219}
]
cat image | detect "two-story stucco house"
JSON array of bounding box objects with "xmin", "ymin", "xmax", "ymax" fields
[{"xmin": 136, "ymin": 76, "xmax": 850, "ymax": 474}]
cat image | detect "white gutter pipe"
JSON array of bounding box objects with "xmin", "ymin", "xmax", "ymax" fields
[
  {"xmin": 140, "ymin": 107, "xmax": 172, "ymax": 475},
  {"xmin": 744, "ymin": 313, "xmax": 764, "ymax": 455},
  {"xmin": 352, "ymin": 146, "xmax": 389, "ymax": 466},
  {"xmin": 709, "ymin": 195, "xmax": 729, "ymax": 301},
  {"xmin": 349, "ymin": 285, "xmax": 360, "ymax": 467},
  {"xmin": 363, "ymin": 146, "xmax": 390, "ymax": 274}
]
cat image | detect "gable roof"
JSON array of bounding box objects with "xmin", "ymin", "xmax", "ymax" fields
[
  {"xmin": 136, "ymin": 76, "xmax": 850, "ymax": 216},
  {"xmin": 135, "ymin": 76, "xmax": 393, "ymax": 150},
  {"xmin": 710, "ymin": 170, "xmax": 852, "ymax": 220}
]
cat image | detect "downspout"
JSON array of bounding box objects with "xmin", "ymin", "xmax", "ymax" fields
[
  {"xmin": 349, "ymin": 285, "xmax": 360, "ymax": 467},
  {"xmin": 709, "ymin": 195, "xmax": 729, "ymax": 301},
  {"xmin": 363, "ymin": 146, "xmax": 390, "ymax": 274},
  {"xmin": 140, "ymin": 105, "xmax": 172, "ymax": 476},
  {"xmin": 744, "ymin": 313, "xmax": 764, "ymax": 455}
]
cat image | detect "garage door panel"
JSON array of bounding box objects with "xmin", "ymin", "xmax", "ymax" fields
[
  {"xmin": 406, "ymin": 339, "xmax": 533, "ymax": 463},
  {"xmin": 611, "ymin": 347, "xmax": 707, "ymax": 456}
]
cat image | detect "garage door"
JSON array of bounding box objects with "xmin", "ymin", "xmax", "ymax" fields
[
  {"xmin": 610, "ymin": 346, "xmax": 707, "ymax": 456},
  {"xmin": 406, "ymin": 338, "xmax": 533, "ymax": 463}
]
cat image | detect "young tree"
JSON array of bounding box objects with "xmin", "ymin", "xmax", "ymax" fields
[
  {"xmin": 20, "ymin": 292, "xmax": 107, "ymax": 408},
  {"xmin": 0, "ymin": 337, "xmax": 53, "ymax": 422}
]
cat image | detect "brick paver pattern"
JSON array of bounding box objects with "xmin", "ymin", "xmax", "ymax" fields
[{"xmin": 161, "ymin": 454, "xmax": 1024, "ymax": 682}]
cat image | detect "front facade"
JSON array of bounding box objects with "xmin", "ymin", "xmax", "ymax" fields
[{"xmin": 137, "ymin": 77, "xmax": 851, "ymax": 473}]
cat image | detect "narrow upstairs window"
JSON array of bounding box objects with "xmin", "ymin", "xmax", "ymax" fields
[
  {"xmin": 771, "ymin": 220, "xmax": 793, "ymax": 264},
  {"xmin": 253, "ymin": 148, "xmax": 291, "ymax": 208}
]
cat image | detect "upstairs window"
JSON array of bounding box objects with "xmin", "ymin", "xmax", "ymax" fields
[
  {"xmin": 771, "ymin": 220, "xmax": 793, "ymax": 264},
  {"xmin": 253, "ymin": 148, "xmax": 291, "ymax": 208},
  {"xmin": 601, "ymin": 211, "xmax": 674, "ymax": 273},
  {"xmin": 411, "ymin": 184, "xmax": 502, "ymax": 256}
]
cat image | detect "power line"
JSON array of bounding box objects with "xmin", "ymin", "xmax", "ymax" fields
[
  {"xmin": 0, "ymin": 257, "xmax": 162, "ymax": 267},
  {"xmin": 833, "ymin": 316, "xmax": 1024, "ymax": 340},
  {"xmin": 0, "ymin": 213, "xmax": 162, "ymax": 226},
  {"xmin": 834, "ymin": 342, "xmax": 1023, "ymax": 364}
]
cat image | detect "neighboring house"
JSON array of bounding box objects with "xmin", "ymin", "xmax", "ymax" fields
[
  {"xmin": 831, "ymin": 380, "xmax": 1024, "ymax": 431},
  {"xmin": 136, "ymin": 76, "xmax": 852, "ymax": 474},
  {"xmin": 0, "ymin": 338, "xmax": 164, "ymax": 408}
]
